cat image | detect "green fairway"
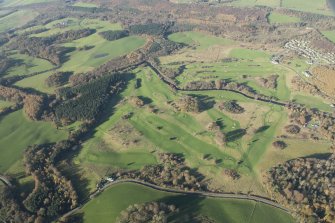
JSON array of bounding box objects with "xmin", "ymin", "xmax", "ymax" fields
[
  {"xmin": 0, "ymin": 10, "xmax": 38, "ymax": 33},
  {"xmin": 4, "ymin": 53, "xmax": 54, "ymax": 77},
  {"xmin": 293, "ymin": 94, "xmax": 333, "ymax": 112},
  {"xmin": 268, "ymin": 12, "xmax": 300, "ymax": 24},
  {"xmin": 0, "ymin": 110, "xmax": 68, "ymax": 173},
  {"xmin": 79, "ymin": 182, "xmax": 294, "ymax": 223}
]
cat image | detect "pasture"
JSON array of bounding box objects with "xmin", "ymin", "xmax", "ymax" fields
[
  {"xmin": 0, "ymin": 10, "xmax": 38, "ymax": 33},
  {"xmin": 79, "ymin": 182, "xmax": 294, "ymax": 223},
  {"xmin": 0, "ymin": 110, "xmax": 68, "ymax": 173},
  {"xmin": 0, "ymin": 0, "xmax": 54, "ymax": 7},
  {"xmin": 268, "ymin": 12, "xmax": 301, "ymax": 24},
  {"xmin": 72, "ymin": 2, "xmax": 98, "ymax": 7},
  {"xmin": 14, "ymin": 18, "xmax": 145, "ymax": 93},
  {"xmin": 5, "ymin": 53, "xmax": 54, "ymax": 77},
  {"xmin": 322, "ymin": 30, "xmax": 335, "ymax": 43}
]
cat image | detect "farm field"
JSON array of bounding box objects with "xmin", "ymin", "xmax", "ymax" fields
[
  {"xmin": 322, "ymin": 30, "xmax": 335, "ymax": 43},
  {"xmin": 268, "ymin": 12, "xmax": 300, "ymax": 24},
  {"xmin": 173, "ymin": 0, "xmax": 334, "ymax": 15},
  {"xmin": 4, "ymin": 53, "xmax": 54, "ymax": 77},
  {"xmin": 72, "ymin": 1, "xmax": 98, "ymax": 7},
  {"xmin": 0, "ymin": 0, "xmax": 54, "ymax": 7},
  {"xmin": 12, "ymin": 18, "xmax": 146, "ymax": 94},
  {"xmin": 0, "ymin": 10, "xmax": 38, "ymax": 33},
  {"xmin": 0, "ymin": 110, "xmax": 67, "ymax": 173},
  {"xmin": 79, "ymin": 182, "xmax": 294, "ymax": 223},
  {"xmin": 60, "ymin": 35, "xmax": 145, "ymax": 73}
]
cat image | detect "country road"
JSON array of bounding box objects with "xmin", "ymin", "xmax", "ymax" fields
[
  {"xmin": 0, "ymin": 175, "xmax": 12, "ymax": 187},
  {"xmin": 59, "ymin": 179, "xmax": 290, "ymax": 220}
]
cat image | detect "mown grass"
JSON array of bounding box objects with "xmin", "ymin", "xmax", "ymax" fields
[
  {"xmin": 293, "ymin": 94, "xmax": 333, "ymax": 112},
  {"xmin": 75, "ymin": 66, "xmax": 283, "ymax": 195},
  {"xmin": 79, "ymin": 182, "xmax": 294, "ymax": 223},
  {"xmin": 0, "ymin": 110, "xmax": 68, "ymax": 173},
  {"xmin": 165, "ymin": 34, "xmax": 291, "ymax": 101},
  {"xmin": 268, "ymin": 12, "xmax": 300, "ymax": 24},
  {"xmin": 0, "ymin": 10, "xmax": 38, "ymax": 33}
]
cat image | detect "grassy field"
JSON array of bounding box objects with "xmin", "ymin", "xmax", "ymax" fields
[
  {"xmin": 0, "ymin": 100, "xmax": 13, "ymax": 109},
  {"xmin": 14, "ymin": 71, "xmax": 55, "ymax": 94},
  {"xmin": 4, "ymin": 52, "xmax": 54, "ymax": 77},
  {"xmin": 0, "ymin": 0, "xmax": 54, "ymax": 7},
  {"xmin": 74, "ymin": 66, "xmax": 284, "ymax": 195},
  {"xmin": 61, "ymin": 35, "xmax": 145, "ymax": 73},
  {"xmin": 0, "ymin": 10, "xmax": 38, "ymax": 33},
  {"xmin": 293, "ymin": 94, "xmax": 333, "ymax": 112},
  {"xmin": 14, "ymin": 18, "xmax": 145, "ymax": 93},
  {"xmin": 79, "ymin": 182, "xmax": 294, "ymax": 223},
  {"xmin": 164, "ymin": 32, "xmax": 291, "ymax": 101},
  {"xmin": 268, "ymin": 12, "xmax": 301, "ymax": 24},
  {"xmin": 322, "ymin": 30, "xmax": 335, "ymax": 43},
  {"xmin": 72, "ymin": 2, "xmax": 98, "ymax": 7},
  {"xmin": 0, "ymin": 110, "xmax": 68, "ymax": 173},
  {"xmin": 168, "ymin": 31, "xmax": 234, "ymax": 49}
]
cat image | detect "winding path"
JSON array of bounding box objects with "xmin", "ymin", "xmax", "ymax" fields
[{"xmin": 59, "ymin": 179, "xmax": 290, "ymax": 220}]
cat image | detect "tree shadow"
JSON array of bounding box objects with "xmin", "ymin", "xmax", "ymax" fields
[
  {"xmin": 302, "ymin": 153, "xmax": 332, "ymax": 160},
  {"xmin": 188, "ymin": 94, "xmax": 215, "ymax": 112},
  {"xmin": 138, "ymin": 96, "xmax": 153, "ymax": 105},
  {"xmin": 226, "ymin": 129, "xmax": 246, "ymax": 142},
  {"xmin": 61, "ymin": 212, "xmax": 84, "ymax": 223},
  {"xmin": 156, "ymin": 195, "xmax": 206, "ymax": 223},
  {"xmin": 255, "ymin": 125, "xmax": 270, "ymax": 133}
]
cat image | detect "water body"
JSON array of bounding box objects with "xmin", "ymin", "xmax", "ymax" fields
[{"xmin": 328, "ymin": 0, "xmax": 335, "ymax": 14}]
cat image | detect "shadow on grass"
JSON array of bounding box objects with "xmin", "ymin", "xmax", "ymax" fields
[
  {"xmin": 157, "ymin": 195, "xmax": 206, "ymax": 223},
  {"xmin": 58, "ymin": 72, "xmax": 135, "ymax": 202},
  {"xmin": 226, "ymin": 128, "xmax": 246, "ymax": 142},
  {"xmin": 254, "ymin": 125, "xmax": 270, "ymax": 134}
]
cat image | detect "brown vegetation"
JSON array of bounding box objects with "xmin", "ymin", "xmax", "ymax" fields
[
  {"xmin": 116, "ymin": 202, "xmax": 177, "ymax": 223},
  {"xmin": 268, "ymin": 155, "xmax": 335, "ymax": 222}
]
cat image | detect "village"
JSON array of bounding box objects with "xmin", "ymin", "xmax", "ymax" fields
[{"xmin": 284, "ymin": 40, "xmax": 335, "ymax": 65}]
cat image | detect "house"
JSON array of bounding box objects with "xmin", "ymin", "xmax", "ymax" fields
[{"xmin": 303, "ymin": 71, "xmax": 312, "ymax": 77}]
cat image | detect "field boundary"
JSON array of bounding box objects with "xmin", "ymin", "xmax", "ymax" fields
[{"xmin": 59, "ymin": 179, "xmax": 291, "ymax": 220}]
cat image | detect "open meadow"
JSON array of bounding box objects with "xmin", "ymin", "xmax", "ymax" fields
[{"xmin": 0, "ymin": 110, "xmax": 67, "ymax": 174}]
